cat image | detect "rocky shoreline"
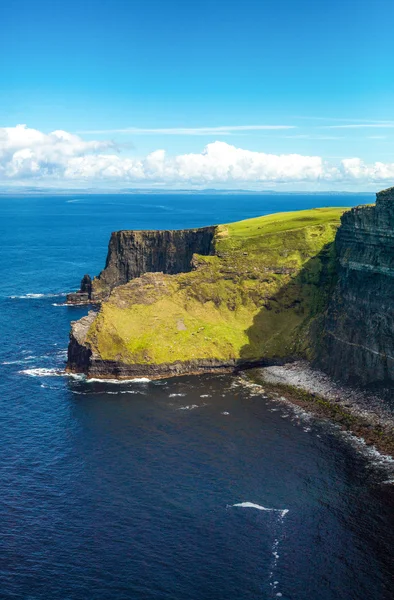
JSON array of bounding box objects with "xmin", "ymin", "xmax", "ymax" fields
[
  {"xmin": 247, "ymin": 361, "xmax": 394, "ymax": 457},
  {"xmin": 66, "ymin": 310, "xmax": 394, "ymax": 455}
]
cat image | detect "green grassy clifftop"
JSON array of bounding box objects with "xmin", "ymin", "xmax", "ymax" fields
[{"xmin": 67, "ymin": 208, "xmax": 348, "ymax": 377}]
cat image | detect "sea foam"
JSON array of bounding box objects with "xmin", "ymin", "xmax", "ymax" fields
[
  {"xmin": 85, "ymin": 377, "xmax": 151, "ymax": 384},
  {"xmin": 231, "ymin": 502, "xmax": 289, "ymax": 516},
  {"xmin": 10, "ymin": 293, "xmax": 67, "ymax": 299},
  {"xmin": 19, "ymin": 368, "xmax": 85, "ymax": 380}
]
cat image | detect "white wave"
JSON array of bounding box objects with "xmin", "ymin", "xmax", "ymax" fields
[
  {"xmin": 178, "ymin": 404, "xmax": 199, "ymax": 411},
  {"xmin": 66, "ymin": 372, "xmax": 87, "ymax": 380},
  {"xmin": 85, "ymin": 377, "xmax": 151, "ymax": 384},
  {"xmin": 21, "ymin": 368, "xmax": 150, "ymax": 385},
  {"xmin": 10, "ymin": 292, "xmax": 67, "ymax": 299},
  {"xmin": 200, "ymin": 394, "xmax": 211, "ymax": 398},
  {"xmin": 341, "ymin": 431, "xmax": 394, "ymax": 469},
  {"xmin": 230, "ymin": 498, "xmax": 288, "ymax": 596},
  {"xmin": 2, "ymin": 352, "xmax": 53, "ymax": 365},
  {"xmin": 4, "ymin": 350, "xmax": 67, "ymax": 367},
  {"xmin": 101, "ymin": 390, "xmax": 142, "ymax": 395},
  {"xmin": 3, "ymin": 360, "xmax": 26, "ymax": 365},
  {"xmin": 20, "ymin": 368, "xmax": 61, "ymax": 377},
  {"xmin": 169, "ymin": 393, "xmax": 186, "ymax": 397},
  {"xmin": 231, "ymin": 502, "xmax": 289, "ymax": 516},
  {"xmin": 19, "ymin": 368, "xmax": 85, "ymax": 380},
  {"xmin": 222, "ymin": 411, "xmax": 230, "ymax": 415},
  {"xmin": 3, "ymin": 355, "xmax": 37, "ymax": 365},
  {"xmin": 53, "ymin": 301, "xmax": 91, "ymax": 306}
]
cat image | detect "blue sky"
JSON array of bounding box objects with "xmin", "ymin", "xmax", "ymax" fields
[{"xmin": 1, "ymin": 0, "xmax": 394, "ymax": 190}]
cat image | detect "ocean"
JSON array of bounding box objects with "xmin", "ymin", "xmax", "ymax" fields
[{"xmin": 1, "ymin": 192, "xmax": 393, "ymax": 600}]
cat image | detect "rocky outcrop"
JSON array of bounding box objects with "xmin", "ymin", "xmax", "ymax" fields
[
  {"xmin": 91, "ymin": 227, "xmax": 216, "ymax": 300},
  {"xmin": 315, "ymin": 187, "xmax": 394, "ymax": 387},
  {"xmin": 67, "ymin": 311, "xmax": 96, "ymax": 366},
  {"xmin": 66, "ymin": 274, "xmax": 92, "ymax": 304},
  {"xmin": 80, "ymin": 274, "xmax": 92, "ymax": 297}
]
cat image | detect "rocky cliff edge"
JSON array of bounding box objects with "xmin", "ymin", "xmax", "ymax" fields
[{"xmin": 66, "ymin": 208, "xmax": 345, "ymax": 379}]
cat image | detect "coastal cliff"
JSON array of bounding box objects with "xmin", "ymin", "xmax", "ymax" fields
[
  {"xmin": 92, "ymin": 227, "xmax": 215, "ymax": 300},
  {"xmin": 67, "ymin": 227, "xmax": 216, "ymax": 303},
  {"xmin": 66, "ymin": 208, "xmax": 344, "ymax": 378},
  {"xmin": 315, "ymin": 187, "xmax": 394, "ymax": 387}
]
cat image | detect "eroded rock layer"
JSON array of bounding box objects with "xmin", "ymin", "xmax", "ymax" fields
[
  {"xmin": 315, "ymin": 187, "xmax": 394, "ymax": 387},
  {"xmin": 91, "ymin": 227, "xmax": 216, "ymax": 300}
]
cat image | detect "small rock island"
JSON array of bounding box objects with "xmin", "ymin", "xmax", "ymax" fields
[{"xmin": 66, "ymin": 186, "xmax": 394, "ymax": 391}]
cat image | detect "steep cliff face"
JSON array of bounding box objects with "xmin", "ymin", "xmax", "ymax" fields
[
  {"xmin": 315, "ymin": 187, "xmax": 394, "ymax": 387},
  {"xmin": 66, "ymin": 208, "xmax": 345, "ymax": 379},
  {"xmin": 91, "ymin": 227, "xmax": 216, "ymax": 300}
]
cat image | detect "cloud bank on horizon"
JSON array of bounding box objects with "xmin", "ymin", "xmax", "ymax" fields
[{"xmin": 1, "ymin": 125, "xmax": 394, "ymax": 190}]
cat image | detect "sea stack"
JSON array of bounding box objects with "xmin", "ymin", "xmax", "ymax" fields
[{"xmin": 66, "ymin": 274, "xmax": 92, "ymax": 304}]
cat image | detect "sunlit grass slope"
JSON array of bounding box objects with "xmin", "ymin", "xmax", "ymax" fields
[{"xmin": 85, "ymin": 208, "xmax": 348, "ymax": 366}]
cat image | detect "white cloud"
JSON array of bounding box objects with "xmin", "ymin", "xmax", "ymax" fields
[
  {"xmin": 1, "ymin": 124, "xmax": 394, "ymax": 188},
  {"xmin": 62, "ymin": 142, "xmax": 328, "ymax": 184},
  {"xmin": 172, "ymin": 142, "xmax": 325, "ymax": 182},
  {"xmin": 76, "ymin": 125, "xmax": 296, "ymax": 135},
  {"xmin": 340, "ymin": 158, "xmax": 394, "ymax": 181},
  {"xmin": 0, "ymin": 124, "xmax": 114, "ymax": 179}
]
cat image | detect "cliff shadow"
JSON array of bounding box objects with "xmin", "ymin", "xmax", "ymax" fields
[{"xmin": 238, "ymin": 242, "xmax": 336, "ymax": 367}]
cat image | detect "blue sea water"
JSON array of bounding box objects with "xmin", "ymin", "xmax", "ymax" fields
[{"xmin": 1, "ymin": 192, "xmax": 393, "ymax": 600}]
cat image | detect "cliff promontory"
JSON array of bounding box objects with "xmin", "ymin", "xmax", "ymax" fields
[
  {"xmin": 68, "ymin": 227, "xmax": 216, "ymax": 303},
  {"xmin": 66, "ymin": 208, "xmax": 345, "ymax": 378},
  {"xmin": 315, "ymin": 187, "xmax": 394, "ymax": 387}
]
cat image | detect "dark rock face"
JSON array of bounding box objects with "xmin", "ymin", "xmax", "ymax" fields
[
  {"xmin": 315, "ymin": 187, "xmax": 394, "ymax": 387},
  {"xmin": 66, "ymin": 274, "xmax": 93, "ymax": 304},
  {"xmin": 91, "ymin": 227, "xmax": 216, "ymax": 300},
  {"xmin": 67, "ymin": 312, "xmax": 95, "ymax": 370},
  {"xmin": 66, "ymin": 292, "xmax": 90, "ymax": 304},
  {"xmin": 67, "ymin": 355, "xmax": 241, "ymax": 379},
  {"xmin": 80, "ymin": 274, "xmax": 92, "ymax": 297}
]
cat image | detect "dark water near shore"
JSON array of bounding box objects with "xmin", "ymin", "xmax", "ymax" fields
[{"xmin": 1, "ymin": 192, "xmax": 393, "ymax": 599}]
